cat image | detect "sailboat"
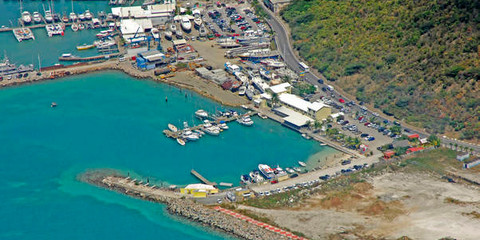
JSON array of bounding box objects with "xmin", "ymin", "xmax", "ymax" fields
[{"xmin": 71, "ymin": 22, "xmax": 78, "ymax": 32}]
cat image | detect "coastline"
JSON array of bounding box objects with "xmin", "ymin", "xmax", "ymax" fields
[
  {"xmin": 0, "ymin": 60, "xmax": 248, "ymax": 107},
  {"xmin": 79, "ymin": 169, "xmax": 297, "ymax": 240}
]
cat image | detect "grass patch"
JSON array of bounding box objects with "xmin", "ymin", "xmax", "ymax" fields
[{"xmin": 403, "ymin": 148, "xmax": 458, "ymax": 174}]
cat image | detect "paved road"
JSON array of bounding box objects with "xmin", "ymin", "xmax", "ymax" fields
[{"xmin": 261, "ymin": 4, "xmax": 480, "ymax": 154}]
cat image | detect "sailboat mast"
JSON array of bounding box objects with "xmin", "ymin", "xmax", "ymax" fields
[{"xmin": 37, "ymin": 54, "xmax": 41, "ymax": 73}]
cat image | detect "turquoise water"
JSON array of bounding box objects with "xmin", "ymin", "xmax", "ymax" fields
[
  {"xmin": 0, "ymin": 0, "xmax": 125, "ymax": 67},
  {"xmin": 0, "ymin": 71, "xmax": 336, "ymax": 239}
]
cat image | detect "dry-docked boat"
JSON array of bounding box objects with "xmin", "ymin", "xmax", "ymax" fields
[{"xmin": 180, "ymin": 16, "xmax": 191, "ymax": 32}]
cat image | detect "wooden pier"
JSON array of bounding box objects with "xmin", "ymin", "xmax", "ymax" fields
[{"xmin": 191, "ymin": 169, "xmax": 217, "ymax": 186}]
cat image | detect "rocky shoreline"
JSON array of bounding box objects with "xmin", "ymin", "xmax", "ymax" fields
[{"xmin": 79, "ymin": 170, "xmax": 286, "ymax": 240}]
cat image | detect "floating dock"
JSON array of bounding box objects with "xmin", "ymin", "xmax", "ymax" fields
[{"xmin": 191, "ymin": 169, "xmax": 217, "ymax": 186}]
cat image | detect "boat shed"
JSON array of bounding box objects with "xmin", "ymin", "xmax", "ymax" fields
[
  {"xmin": 268, "ymin": 82, "xmax": 291, "ymax": 94},
  {"xmin": 273, "ymin": 106, "xmax": 314, "ymax": 130},
  {"xmin": 120, "ymin": 19, "xmax": 153, "ymax": 43},
  {"xmin": 111, "ymin": 3, "xmax": 176, "ymax": 25},
  {"xmin": 136, "ymin": 50, "xmax": 166, "ymax": 69}
]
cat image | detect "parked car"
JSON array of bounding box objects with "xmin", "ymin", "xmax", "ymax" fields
[{"xmin": 341, "ymin": 160, "xmax": 351, "ymax": 165}]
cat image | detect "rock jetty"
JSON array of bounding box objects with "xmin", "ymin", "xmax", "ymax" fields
[{"xmin": 80, "ymin": 170, "xmax": 286, "ymax": 240}]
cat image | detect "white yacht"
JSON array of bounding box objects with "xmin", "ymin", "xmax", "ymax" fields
[
  {"xmin": 195, "ymin": 109, "xmax": 208, "ymax": 119},
  {"xmin": 21, "ymin": 11, "xmax": 32, "ymax": 24},
  {"xmin": 78, "ymin": 13, "xmax": 85, "ymax": 21},
  {"xmin": 177, "ymin": 138, "xmax": 186, "ymax": 146},
  {"xmin": 202, "ymin": 120, "xmax": 220, "ymax": 136},
  {"xmin": 193, "ymin": 10, "xmax": 202, "ymax": 28},
  {"xmin": 32, "ymin": 12, "xmax": 42, "ymax": 24},
  {"xmin": 219, "ymin": 123, "xmax": 229, "ymax": 130},
  {"xmin": 182, "ymin": 130, "xmax": 199, "ymax": 141},
  {"xmin": 298, "ymin": 161, "xmax": 307, "ymax": 167},
  {"xmin": 84, "ymin": 10, "xmax": 92, "ymax": 20},
  {"xmin": 164, "ymin": 30, "xmax": 172, "ymax": 39},
  {"xmin": 69, "ymin": 12, "xmax": 77, "ymax": 22},
  {"xmin": 181, "ymin": 16, "xmax": 191, "ymax": 32},
  {"xmin": 44, "ymin": 10, "xmax": 53, "ymax": 23},
  {"xmin": 285, "ymin": 168, "xmax": 295, "ymax": 174},
  {"xmin": 237, "ymin": 116, "xmax": 254, "ymax": 126}
]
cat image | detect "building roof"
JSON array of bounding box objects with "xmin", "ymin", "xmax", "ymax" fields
[
  {"xmin": 407, "ymin": 147, "xmax": 424, "ymax": 153},
  {"xmin": 279, "ymin": 93, "xmax": 330, "ymax": 113},
  {"xmin": 112, "ymin": 3, "xmax": 175, "ymax": 18},
  {"xmin": 185, "ymin": 183, "xmax": 216, "ymax": 190},
  {"xmin": 408, "ymin": 134, "xmax": 420, "ymax": 139},
  {"xmin": 284, "ymin": 114, "xmax": 314, "ymax": 127},
  {"xmin": 172, "ymin": 39, "xmax": 187, "ymax": 46},
  {"xmin": 392, "ymin": 139, "xmax": 410, "ymax": 148},
  {"xmin": 268, "ymin": 82, "xmax": 291, "ymax": 94}
]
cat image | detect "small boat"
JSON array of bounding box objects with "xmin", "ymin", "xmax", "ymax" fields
[
  {"xmin": 302, "ymin": 133, "xmax": 311, "ymax": 140},
  {"xmin": 44, "ymin": 10, "xmax": 53, "ymax": 23},
  {"xmin": 78, "ymin": 23, "xmax": 85, "ymax": 30},
  {"xmin": 53, "ymin": 13, "xmax": 60, "ymax": 22},
  {"xmin": 62, "ymin": 14, "xmax": 69, "ymax": 23},
  {"xmin": 258, "ymin": 113, "xmax": 268, "ymax": 119},
  {"xmin": 32, "ymin": 12, "xmax": 42, "ymax": 24},
  {"xmin": 285, "ymin": 168, "xmax": 295, "ymax": 174},
  {"xmin": 219, "ymin": 123, "xmax": 229, "ymax": 130},
  {"xmin": 181, "ymin": 16, "xmax": 191, "ymax": 32},
  {"xmin": 203, "ymin": 126, "xmax": 220, "ymax": 136},
  {"xmin": 61, "ymin": 53, "xmax": 73, "ymax": 58},
  {"xmin": 22, "ymin": 11, "xmax": 32, "ymax": 24},
  {"xmin": 320, "ymin": 143, "xmax": 327, "ymax": 146},
  {"xmin": 76, "ymin": 44, "xmax": 95, "ymax": 50},
  {"xmin": 237, "ymin": 116, "xmax": 254, "ymax": 126},
  {"xmin": 164, "ymin": 30, "xmax": 172, "ymax": 39},
  {"xmin": 71, "ymin": 23, "xmax": 78, "ymax": 32},
  {"xmin": 151, "ymin": 28, "xmax": 160, "ymax": 39},
  {"xmin": 176, "ymin": 138, "xmax": 186, "ymax": 146},
  {"xmin": 293, "ymin": 167, "xmax": 302, "ymax": 172},
  {"xmin": 238, "ymin": 86, "xmax": 246, "ymax": 96},
  {"xmin": 182, "ymin": 130, "xmax": 199, "ymax": 141},
  {"xmin": 168, "ymin": 124, "xmax": 178, "ymax": 132},
  {"xmin": 170, "ymin": 24, "xmax": 176, "ymax": 33},
  {"xmin": 240, "ymin": 174, "xmax": 251, "ymax": 184},
  {"xmin": 69, "ymin": 12, "xmax": 77, "ymax": 22},
  {"xmin": 195, "ymin": 109, "xmax": 208, "ymax": 119},
  {"xmin": 175, "ymin": 30, "xmax": 183, "ymax": 39},
  {"xmin": 84, "ymin": 10, "xmax": 93, "ymax": 20},
  {"xmin": 298, "ymin": 161, "xmax": 307, "ymax": 167},
  {"xmin": 51, "ymin": 102, "xmax": 57, "ymax": 108},
  {"xmin": 78, "ymin": 13, "xmax": 85, "ymax": 21}
]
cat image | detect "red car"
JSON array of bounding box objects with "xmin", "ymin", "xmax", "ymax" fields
[
  {"xmin": 339, "ymin": 98, "xmax": 345, "ymax": 103},
  {"xmin": 364, "ymin": 122, "xmax": 370, "ymax": 126}
]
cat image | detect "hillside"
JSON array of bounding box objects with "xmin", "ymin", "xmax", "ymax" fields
[{"xmin": 281, "ymin": 0, "xmax": 480, "ymax": 140}]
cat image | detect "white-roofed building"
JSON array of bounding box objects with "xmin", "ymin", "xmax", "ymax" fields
[
  {"xmin": 181, "ymin": 183, "xmax": 219, "ymax": 197},
  {"xmin": 279, "ymin": 93, "xmax": 331, "ymax": 121},
  {"xmin": 111, "ymin": 2, "xmax": 176, "ymax": 25},
  {"xmin": 273, "ymin": 106, "xmax": 314, "ymax": 129},
  {"xmin": 119, "ymin": 19, "xmax": 153, "ymax": 42},
  {"xmin": 268, "ymin": 82, "xmax": 291, "ymax": 94}
]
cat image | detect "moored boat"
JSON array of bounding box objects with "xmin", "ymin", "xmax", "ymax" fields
[
  {"xmin": 69, "ymin": 12, "xmax": 77, "ymax": 22},
  {"xmin": 84, "ymin": 10, "xmax": 93, "ymax": 20},
  {"xmin": 285, "ymin": 167, "xmax": 295, "ymax": 174},
  {"xmin": 22, "ymin": 11, "xmax": 32, "ymax": 24},
  {"xmin": 298, "ymin": 161, "xmax": 307, "ymax": 167},
  {"xmin": 32, "ymin": 12, "xmax": 42, "ymax": 24},
  {"xmin": 195, "ymin": 109, "xmax": 208, "ymax": 119},
  {"xmin": 71, "ymin": 23, "xmax": 78, "ymax": 32},
  {"xmin": 62, "ymin": 14, "xmax": 69, "ymax": 23},
  {"xmin": 76, "ymin": 44, "xmax": 95, "ymax": 50},
  {"xmin": 176, "ymin": 138, "xmax": 186, "ymax": 146},
  {"xmin": 44, "ymin": 9, "xmax": 53, "ymax": 23},
  {"xmin": 168, "ymin": 123, "xmax": 178, "ymax": 132},
  {"xmin": 237, "ymin": 115, "xmax": 254, "ymax": 126},
  {"xmin": 258, "ymin": 164, "xmax": 275, "ymax": 179}
]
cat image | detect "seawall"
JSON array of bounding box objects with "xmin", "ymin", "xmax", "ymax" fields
[{"xmin": 79, "ymin": 169, "xmax": 288, "ymax": 240}]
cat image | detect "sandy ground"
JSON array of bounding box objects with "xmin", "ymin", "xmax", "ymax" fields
[
  {"xmin": 243, "ymin": 171, "xmax": 480, "ymax": 240},
  {"xmin": 190, "ymin": 40, "xmax": 233, "ymax": 69}
]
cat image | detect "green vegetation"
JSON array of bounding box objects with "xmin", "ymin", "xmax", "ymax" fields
[
  {"xmin": 291, "ymin": 81, "xmax": 316, "ymax": 96},
  {"xmin": 281, "ymin": 0, "xmax": 480, "ymax": 139},
  {"xmin": 403, "ymin": 147, "xmax": 458, "ymax": 174}
]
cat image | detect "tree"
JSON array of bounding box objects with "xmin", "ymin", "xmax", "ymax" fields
[
  {"xmin": 427, "ymin": 134, "xmax": 441, "ymax": 147},
  {"xmin": 454, "ymin": 143, "xmax": 458, "ymax": 150},
  {"xmin": 449, "ymin": 142, "xmax": 453, "ymax": 149},
  {"xmin": 314, "ymin": 120, "xmax": 322, "ymax": 129},
  {"xmin": 271, "ymin": 93, "xmax": 279, "ymax": 107}
]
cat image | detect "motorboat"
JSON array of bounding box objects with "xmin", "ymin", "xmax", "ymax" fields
[
  {"xmin": 274, "ymin": 166, "xmax": 287, "ymax": 176},
  {"xmin": 44, "ymin": 10, "xmax": 53, "ymax": 23},
  {"xmin": 71, "ymin": 23, "xmax": 78, "ymax": 32},
  {"xmin": 168, "ymin": 123, "xmax": 178, "ymax": 132},
  {"xmin": 194, "ymin": 129, "xmax": 205, "ymax": 136},
  {"xmin": 258, "ymin": 164, "xmax": 275, "ymax": 179},
  {"xmin": 176, "ymin": 138, "xmax": 186, "ymax": 146},
  {"xmin": 51, "ymin": 102, "xmax": 57, "ymax": 108},
  {"xmin": 32, "ymin": 12, "xmax": 42, "ymax": 24},
  {"xmin": 78, "ymin": 23, "xmax": 85, "ymax": 30},
  {"xmin": 78, "ymin": 13, "xmax": 85, "ymax": 21},
  {"xmin": 53, "ymin": 13, "xmax": 60, "ymax": 22},
  {"xmin": 61, "ymin": 53, "xmax": 73, "ymax": 58},
  {"xmin": 203, "ymin": 126, "xmax": 220, "ymax": 136},
  {"xmin": 219, "ymin": 123, "xmax": 228, "ymax": 130},
  {"xmin": 237, "ymin": 115, "xmax": 254, "ymax": 126},
  {"xmin": 238, "ymin": 86, "xmax": 246, "ymax": 96},
  {"xmin": 249, "ymin": 171, "xmax": 264, "ymax": 183},
  {"xmin": 84, "ymin": 10, "xmax": 93, "ymax": 20},
  {"xmin": 285, "ymin": 168, "xmax": 295, "ymax": 174},
  {"xmin": 62, "ymin": 14, "xmax": 69, "ymax": 23},
  {"xmin": 293, "ymin": 167, "xmax": 302, "ymax": 172},
  {"xmin": 240, "ymin": 174, "xmax": 251, "ymax": 184},
  {"xmin": 151, "ymin": 28, "xmax": 160, "ymax": 39},
  {"xmin": 182, "ymin": 130, "xmax": 199, "ymax": 141},
  {"xmin": 258, "ymin": 113, "xmax": 268, "ymax": 119},
  {"xmin": 164, "ymin": 30, "xmax": 172, "ymax": 39},
  {"xmin": 195, "ymin": 109, "xmax": 208, "ymax": 119},
  {"xmin": 193, "ymin": 10, "xmax": 202, "ymax": 28},
  {"xmin": 298, "ymin": 161, "xmax": 307, "ymax": 167},
  {"xmin": 21, "ymin": 11, "xmax": 32, "ymax": 24},
  {"xmin": 175, "ymin": 30, "xmax": 183, "ymax": 39},
  {"xmin": 76, "ymin": 44, "xmax": 95, "ymax": 50},
  {"xmin": 96, "ymin": 30, "xmax": 110, "ymax": 38},
  {"xmin": 170, "ymin": 23, "xmax": 176, "ymax": 33},
  {"xmin": 69, "ymin": 12, "xmax": 77, "ymax": 22},
  {"xmin": 181, "ymin": 16, "xmax": 191, "ymax": 32}
]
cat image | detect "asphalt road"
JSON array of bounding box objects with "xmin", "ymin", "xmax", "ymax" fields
[{"xmin": 260, "ymin": 4, "xmax": 480, "ymax": 154}]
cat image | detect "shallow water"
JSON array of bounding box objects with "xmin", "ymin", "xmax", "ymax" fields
[{"xmin": 0, "ymin": 71, "xmax": 336, "ymax": 239}]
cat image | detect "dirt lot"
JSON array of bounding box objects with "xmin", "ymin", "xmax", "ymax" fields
[{"xmin": 240, "ymin": 170, "xmax": 480, "ymax": 240}]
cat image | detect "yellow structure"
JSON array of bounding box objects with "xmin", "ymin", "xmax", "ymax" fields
[{"xmin": 180, "ymin": 183, "xmax": 218, "ymax": 198}]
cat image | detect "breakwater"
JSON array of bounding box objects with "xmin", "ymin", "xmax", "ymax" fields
[{"xmin": 80, "ymin": 170, "xmax": 288, "ymax": 240}]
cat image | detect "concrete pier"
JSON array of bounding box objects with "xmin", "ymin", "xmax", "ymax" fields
[{"xmin": 80, "ymin": 170, "xmax": 289, "ymax": 240}]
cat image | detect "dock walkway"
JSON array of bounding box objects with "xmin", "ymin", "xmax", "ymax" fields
[{"xmin": 191, "ymin": 169, "xmax": 217, "ymax": 186}]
